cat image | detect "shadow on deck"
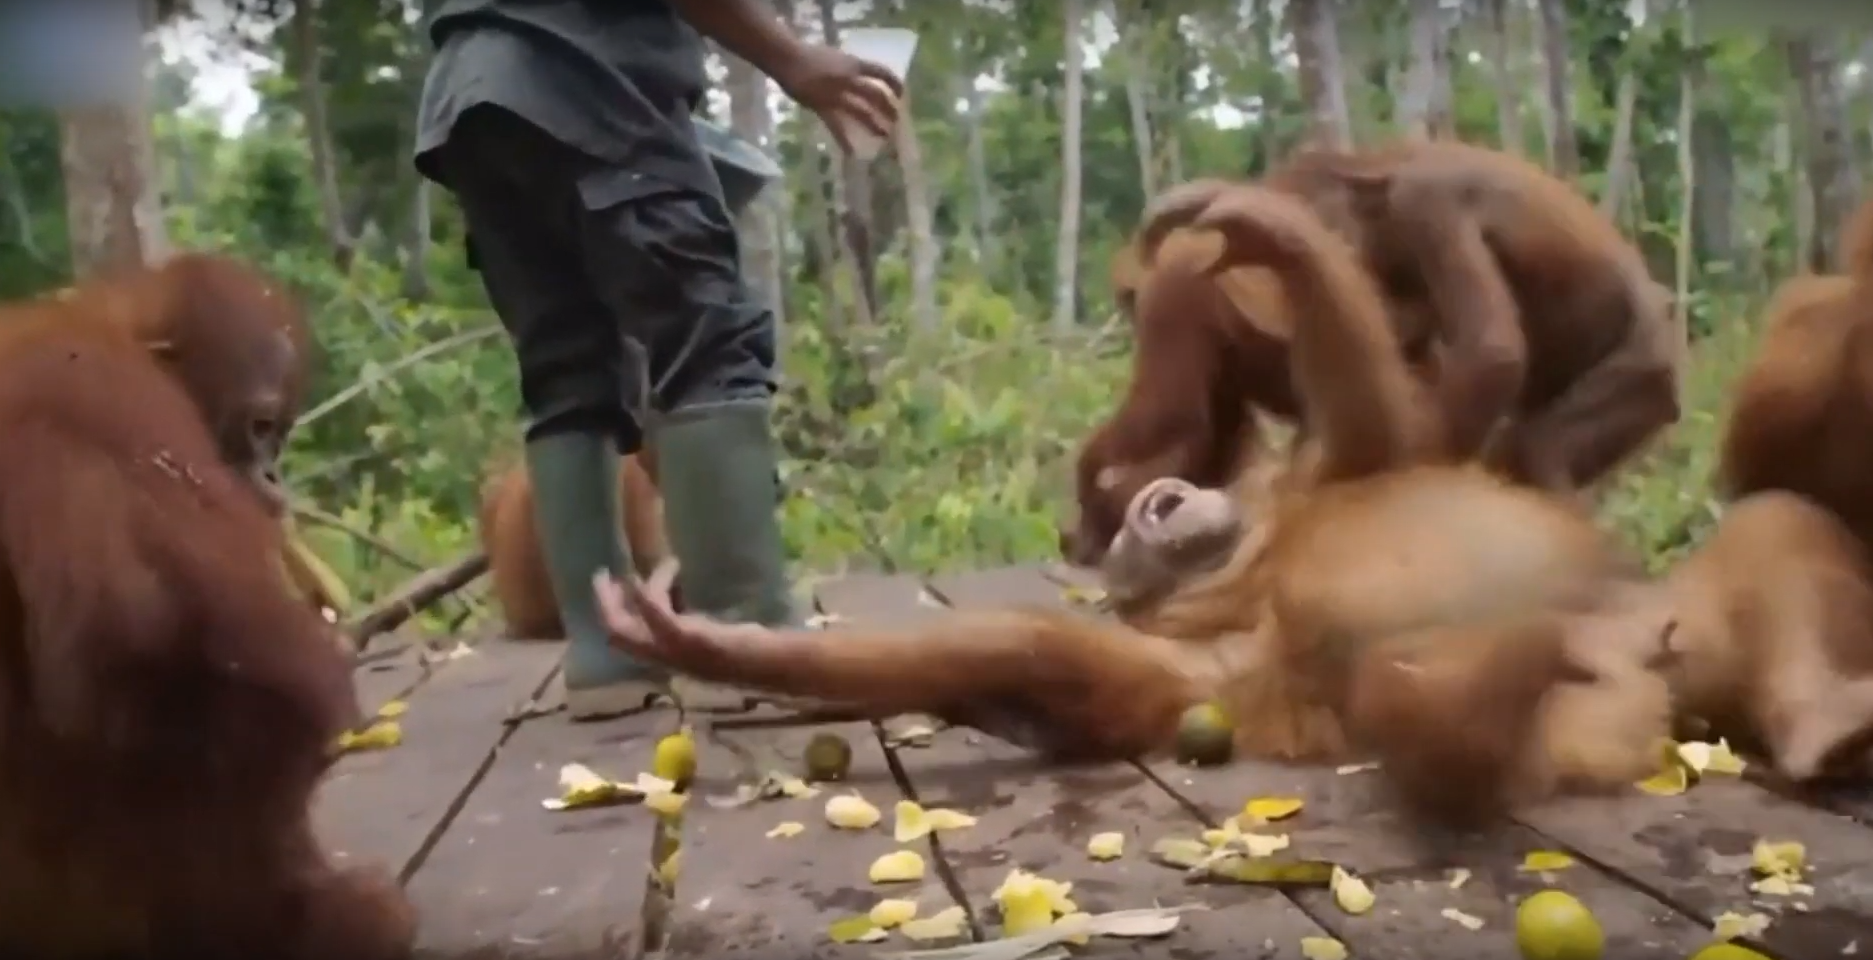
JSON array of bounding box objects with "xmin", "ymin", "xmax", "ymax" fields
[{"xmin": 318, "ymin": 564, "xmax": 1873, "ymax": 960}]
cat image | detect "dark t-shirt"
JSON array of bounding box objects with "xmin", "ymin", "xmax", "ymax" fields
[{"xmin": 413, "ymin": 0, "xmax": 716, "ymax": 195}]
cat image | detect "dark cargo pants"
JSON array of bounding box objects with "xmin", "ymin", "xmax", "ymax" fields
[{"xmin": 437, "ymin": 104, "xmax": 776, "ymax": 452}]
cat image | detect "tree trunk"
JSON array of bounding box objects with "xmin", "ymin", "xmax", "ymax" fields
[
  {"xmin": 1399, "ymin": 0, "xmax": 1451, "ymax": 139},
  {"xmin": 1597, "ymin": 72, "xmax": 1639, "ymax": 218},
  {"xmin": 1535, "ymin": 0, "xmax": 1581, "ymax": 178},
  {"xmin": 1672, "ymin": 6, "xmax": 1697, "ymax": 349},
  {"xmin": 1785, "ymin": 33, "xmax": 1862, "ymax": 271},
  {"xmin": 814, "ymin": 1, "xmax": 877, "ymax": 323},
  {"xmin": 1113, "ymin": 0, "xmax": 1157, "ymax": 197},
  {"xmin": 400, "ymin": 179, "xmax": 432, "ymax": 301},
  {"xmin": 290, "ymin": 0, "xmax": 354, "ymax": 270},
  {"xmin": 1287, "ymin": 0, "xmax": 1355, "ymax": 149},
  {"xmin": 1485, "ymin": 0, "xmax": 1524, "ymax": 152},
  {"xmin": 1690, "ymin": 110, "xmax": 1737, "ymax": 271},
  {"xmin": 1052, "ymin": 0, "xmax": 1087, "ymax": 332},
  {"xmin": 57, "ymin": 3, "xmax": 168, "ymax": 279},
  {"xmin": 723, "ymin": 50, "xmax": 786, "ymax": 327},
  {"xmin": 893, "ymin": 97, "xmax": 941, "ymax": 331},
  {"xmin": 960, "ymin": 70, "xmax": 997, "ymax": 268}
]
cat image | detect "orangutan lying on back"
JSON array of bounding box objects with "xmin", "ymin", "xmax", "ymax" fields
[{"xmin": 593, "ymin": 182, "xmax": 1683, "ymax": 826}]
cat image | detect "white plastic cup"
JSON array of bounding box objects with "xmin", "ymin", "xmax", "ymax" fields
[{"xmin": 833, "ymin": 27, "xmax": 919, "ymax": 162}]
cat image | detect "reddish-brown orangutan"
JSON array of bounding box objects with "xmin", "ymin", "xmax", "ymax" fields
[
  {"xmin": 57, "ymin": 253, "xmax": 312, "ymax": 517},
  {"xmin": 1066, "ymin": 141, "xmax": 1680, "ymax": 566},
  {"xmin": 1659, "ymin": 490, "xmax": 1873, "ymax": 783},
  {"xmin": 594, "ymin": 184, "xmax": 1679, "ymax": 826},
  {"xmin": 1717, "ymin": 195, "xmax": 1873, "ymax": 557},
  {"xmin": 480, "ymin": 450, "xmax": 671, "ymax": 638},
  {"xmin": 0, "ymin": 267, "xmax": 413, "ymax": 957}
]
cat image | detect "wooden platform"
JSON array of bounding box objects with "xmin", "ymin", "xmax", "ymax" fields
[{"xmin": 320, "ymin": 564, "xmax": 1873, "ymax": 960}]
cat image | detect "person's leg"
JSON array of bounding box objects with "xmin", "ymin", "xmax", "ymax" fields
[
  {"xmin": 439, "ymin": 107, "xmax": 668, "ymax": 719},
  {"xmin": 569, "ymin": 166, "xmax": 799, "ymax": 711}
]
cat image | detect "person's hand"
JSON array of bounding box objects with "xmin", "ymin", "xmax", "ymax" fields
[{"xmin": 772, "ymin": 43, "xmax": 904, "ymax": 154}]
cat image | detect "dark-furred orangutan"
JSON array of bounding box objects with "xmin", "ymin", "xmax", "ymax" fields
[
  {"xmin": 0, "ymin": 260, "xmax": 414, "ymax": 958},
  {"xmin": 480, "ymin": 449, "xmax": 671, "ymax": 638},
  {"xmin": 1065, "ymin": 140, "xmax": 1681, "ymax": 565},
  {"xmin": 593, "ymin": 183, "xmax": 1681, "ymax": 827}
]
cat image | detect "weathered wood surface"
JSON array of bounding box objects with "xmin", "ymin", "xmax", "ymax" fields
[{"xmin": 315, "ymin": 565, "xmax": 1873, "ymax": 960}]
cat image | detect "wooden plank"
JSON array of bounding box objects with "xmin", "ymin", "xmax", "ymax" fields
[
  {"xmin": 1287, "ymin": 825, "xmax": 1716, "ymax": 959},
  {"xmin": 664, "ymin": 722, "xmax": 959, "ymax": 959},
  {"xmin": 814, "ymin": 571, "xmax": 947, "ymax": 624},
  {"xmin": 351, "ymin": 642, "xmax": 427, "ymax": 715},
  {"xmin": 900, "ymin": 566, "xmax": 1335, "ymax": 956},
  {"xmin": 405, "ymin": 704, "xmax": 671, "ymax": 959},
  {"xmin": 1522, "ymin": 778, "xmax": 1873, "ymax": 959},
  {"xmin": 315, "ymin": 641, "xmax": 562, "ymax": 879}
]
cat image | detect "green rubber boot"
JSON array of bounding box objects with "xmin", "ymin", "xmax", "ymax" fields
[
  {"xmin": 524, "ymin": 432, "xmax": 670, "ymax": 720},
  {"xmin": 652, "ymin": 401, "xmax": 800, "ymax": 711}
]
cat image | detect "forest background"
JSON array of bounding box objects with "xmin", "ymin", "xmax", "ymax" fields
[{"xmin": 3, "ymin": 0, "xmax": 1869, "ymax": 634}]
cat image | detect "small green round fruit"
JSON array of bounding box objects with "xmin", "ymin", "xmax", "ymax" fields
[
  {"xmin": 652, "ymin": 729, "xmax": 698, "ymax": 791},
  {"xmin": 1174, "ymin": 702, "xmax": 1235, "ymax": 767},
  {"xmin": 1515, "ymin": 890, "xmax": 1604, "ymax": 960},
  {"xmin": 803, "ymin": 732, "xmax": 854, "ymax": 782}
]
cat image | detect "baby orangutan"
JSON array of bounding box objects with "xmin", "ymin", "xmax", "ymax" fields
[{"xmin": 594, "ymin": 183, "xmax": 1678, "ymax": 826}]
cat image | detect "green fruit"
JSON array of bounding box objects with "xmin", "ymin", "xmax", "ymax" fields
[
  {"xmin": 1514, "ymin": 890, "xmax": 1604, "ymax": 960},
  {"xmin": 652, "ymin": 729, "xmax": 697, "ymax": 791},
  {"xmin": 803, "ymin": 732, "xmax": 854, "ymax": 782},
  {"xmin": 1175, "ymin": 702, "xmax": 1235, "ymax": 767}
]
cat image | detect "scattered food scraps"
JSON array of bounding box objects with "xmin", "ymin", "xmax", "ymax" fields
[
  {"xmin": 374, "ymin": 699, "xmax": 408, "ymax": 718},
  {"xmin": 1448, "ymin": 868, "xmax": 1473, "ymax": 889},
  {"xmin": 1711, "ymin": 910, "xmax": 1771, "ymax": 941},
  {"xmin": 827, "ymin": 793, "xmax": 884, "ymax": 830},
  {"xmin": 870, "ymin": 899, "xmax": 920, "ymax": 929},
  {"xmin": 830, "ymin": 916, "xmax": 889, "ymax": 944},
  {"xmin": 899, "ymin": 906, "xmax": 968, "ymax": 942},
  {"xmin": 766, "ymin": 821, "xmax": 806, "ymax": 839},
  {"xmin": 1086, "ymin": 832, "xmax": 1125, "ymax": 861},
  {"xmin": 1444, "ymin": 907, "xmax": 1485, "ymax": 930},
  {"xmin": 869, "ymin": 850, "xmax": 928, "ymax": 884},
  {"xmin": 541, "ymin": 764, "xmax": 677, "ymax": 812},
  {"xmin": 1329, "ymin": 866, "xmax": 1375, "ymax": 915},
  {"xmin": 1520, "ymin": 850, "xmax": 1577, "ymax": 873},
  {"xmin": 1514, "ymin": 890, "xmax": 1604, "ymax": 960},
  {"xmin": 335, "ymin": 719, "xmax": 402, "ymax": 753},
  {"xmin": 1300, "ymin": 935, "xmax": 1349, "ymax": 960},
  {"xmin": 1242, "ymin": 796, "xmax": 1305, "ymax": 823},
  {"xmin": 894, "ymin": 800, "xmax": 979, "ymax": 842}
]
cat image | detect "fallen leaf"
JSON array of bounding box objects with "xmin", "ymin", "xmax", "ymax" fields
[
  {"xmin": 899, "ymin": 906, "xmax": 969, "ymax": 942},
  {"xmin": 1242, "ymin": 796, "xmax": 1306, "ymax": 823},
  {"xmin": 870, "ymin": 898, "xmax": 920, "ymax": 929},
  {"xmin": 766, "ymin": 821, "xmax": 806, "ymax": 839},
  {"xmin": 1330, "ymin": 866, "xmax": 1375, "ymax": 915},
  {"xmin": 1520, "ymin": 850, "xmax": 1577, "ymax": 873},
  {"xmin": 830, "ymin": 915, "xmax": 889, "ymax": 944},
  {"xmin": 1442, "ymin": 907, "xmax": 1485, "ymax": 930},
  {"xmin": 870, "ymin": 850, "xmax": 928, "ymax": 884},
  {"xmin": 1086, "ymin": 832, "xmax": 1125, "ymax": 861},
  {"xmin": 828, "ymin": 794, "xmax": 884, "ymax": 830},
  {"xmin": 1299, "ymin": 935, "xmax": 1349, "ymax": 960}
]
